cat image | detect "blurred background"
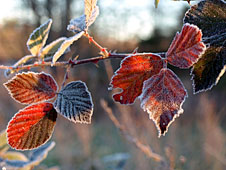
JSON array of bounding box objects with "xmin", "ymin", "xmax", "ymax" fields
[{"xmin": 0, "ymin": 0, "xmax": 226, "ymax": 169}]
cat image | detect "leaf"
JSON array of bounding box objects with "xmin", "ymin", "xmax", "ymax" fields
[
  {"xmin": 140, "ymin": 68, "xmax": 187, "ymax": 137},
  {"xmin": 0, "ymin": 141, "xmax": 55, "ymax": 169},
  {"xmin": 166, "ymin": 24, "xmax": 206, "ymax": 68},
  {"xmin": 86, "ymin": 6, "xmax": 99, "ymax": 27},
  {"xmin": 84, "ymin": 0, "xmax": 98, "ymax": 26},
  {"xmin": 184, "ymin": 0, "xmax": 226, "ymax": 93},
  {"xmin": 67, "ymin": 15, "xmax": 86, "ymax": 33},
  {"xmin": 51, "ymin": 31, "xmax": 84, "ymax": 65},
  {"xmin": 110, "ymin": 54, "xmax": 164, "ymax": 104},
  {"xmin": 7, "ymin": 103, "xmax": 57, "ymax": 150},
  {"xmin": 4, "ymin": 72, "xmax": 58, "ymax": 105},
  {"xmin": 27, "ymin": 19, "xmax": 52, "ymax": 56},
  {"xmin": 40, "ymin": 37, "xmax": 67, "ymax": 59},
  {"xmin": 54, "ymin": 81, "xmax": 93, "ymax": 124},
  {"xmin": 67, "ymin": 0, "xmax": 99, "ymax": 33},
  {"xmin": 191, "ymin": 45, "xmax": 226, "ymax": 93}
]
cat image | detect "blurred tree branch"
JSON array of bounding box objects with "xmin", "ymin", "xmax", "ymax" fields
[
  {"xmin": 21, "ymin": 0, "xmax": 74, "ymax": 36},
  {"xmin": 100, "ymin": 99, "xmax": 165, "ymax": 163}
]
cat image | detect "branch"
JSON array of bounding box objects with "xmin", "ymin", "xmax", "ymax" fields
[
  {"xmin": 100, "ymin": 99, "xmax": 165, "ymax": 162},
  {"xmin": 0, "ymin": 52, "xmax": 166, "ymax": 74}
]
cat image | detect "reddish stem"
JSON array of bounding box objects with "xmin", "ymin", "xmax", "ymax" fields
[{"xmin": 84, "ymin": 32, "xmax": 109, "ymax": 57}]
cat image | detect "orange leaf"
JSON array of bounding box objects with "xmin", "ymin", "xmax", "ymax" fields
[
  {"xmin": 7, "ymin": 102, "xmax": 57, "ymax": 150},
  {"xmin": 166, "ymin": 24, "xmax": 206, "ymax": 68},
  {"xmin": 4, "ymin": 72, "xmax": 58, "ymax": 105},
  {"xmin": 110, "ymin": 54, "xmax": 164, "ymax": 104},
  {"xmin": 140, "ymin": 68, "xmax": 187, "ymax": 137}
]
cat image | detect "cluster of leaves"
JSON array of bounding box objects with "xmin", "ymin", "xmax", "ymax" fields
[
  {"xmin": 0, "ymin": 131, "xmax": 55, "ymax": 169},
  {"xmin": 110, "ymin": 24, "xmax": 206, "ymax": 136},
  {"xmin": 4, "ymin": 72, "xmax": 93, "ymax": 150},
  {"xmin": 2, "ymin": 0, "xmax": 225, "ymax": 151},
  {"xmin": 184, "ymin": 0, "xmax": 226, "ymax": 93}
]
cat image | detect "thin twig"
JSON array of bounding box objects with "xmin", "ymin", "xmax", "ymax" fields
[
  {"xmin": 100, "ymin": 99, "xmax": 164, "ymax": 162},
  {"xmin": 205, "ymin": 144, "xmax": 226, "ymax": 166}
]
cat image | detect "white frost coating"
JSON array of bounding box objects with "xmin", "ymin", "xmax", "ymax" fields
[
  {"xmin": 139, "ymin": 68, "xmax": 188, "ymax": 137},
  {"xmin": 67, "ymin": 6, "xmax": 99, "ymax": 33},
  {"xmin": 67, "ymin": 15, "xmax": 86, "ymax": 33},
  {"xmin": 216, "ymin": 65, "xmax": 226, "ymax": 84},
  {"xmin": 51, "ymin": 31, "xmax": 84, "ymax": 65},
  {"xmin": 120, "ymin": 96, "xmax": 123, "ymax": 101},
  {"xmin": 27, "ymin": 19, "xmax": 53, "ymax": 57}
]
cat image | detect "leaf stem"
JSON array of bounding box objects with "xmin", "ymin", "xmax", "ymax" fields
[{"xmin": 84, "ymin": 32, "xmax": 109, "ymax": 57}]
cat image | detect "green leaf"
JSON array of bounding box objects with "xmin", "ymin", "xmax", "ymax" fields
[
  {"xmin": 52, "ymin": 31, "xmax": 84, "ymax": 65},
  {"xmin": 184, "ymin": 0, "xmax": 226, "ymax": 93},
  {"xmin": 27, "ymin": 19, "xmax": 52, "ymax": 56},
  {"xmin": 40, "ymin": 37, "xmax": 67, "ymax": 59}
]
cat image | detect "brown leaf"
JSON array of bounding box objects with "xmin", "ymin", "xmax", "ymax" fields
[
  {"xmin": 140, "ymin": 68, "xmax": 187, "ymax": 137},
  {"xmin": 4, "ymin": 72, "xmax": 58, "ymax": 105},
  {"xmin": 7, "ymin": 103, "xmax": 57, "ymax": 150}
]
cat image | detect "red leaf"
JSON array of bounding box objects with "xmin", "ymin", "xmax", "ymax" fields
[
  {"xmin": 140, "ymin": 68, "xmax": 187, "ymax": 137},
  {"xmin": 7, "ymin": 102, "xmax": 57, "ymax": 150},
  {"xmin": 166, "ymin": 24, "xmax": 206, "ymax": 68},
  {"xmin": 4, "ymin": 72, "xmax": 58, "ymax": 104},
  {"xmin": 110, "ymin": 54, "xmax": 164, "ymax": 104}
]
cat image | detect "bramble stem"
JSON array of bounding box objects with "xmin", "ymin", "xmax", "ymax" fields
[{"xmin": 0, "ymin": 52, "xmax": 166, "ymax": 73}]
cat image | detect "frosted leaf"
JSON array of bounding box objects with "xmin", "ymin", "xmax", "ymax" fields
[
  {"xmin": 7, "ymin": 103, "xmax": 57, "ymax": 150},
  {"xmin": 67, "ymin": 15, "xmax": 86, "ymax": 33},
  {"xmin": 27, "ymin": 19, "xmax": 52, "ymax": 56},
  {"xmin": 41, "ymin": 37, "xmax": 67, "ymax": 59},
  {"xmin": 67, "ymin": 0, "xmax": 99, "ymax": 33},
  {"xmin": 184, "ymin": 0, "xmax": 226, "ymax": 93},
  {"xmin": 51, "ymin": 31, "xmax": 84, "ymax": 65},
  {"xmin": 140, "ymin": 68, "xmax": 187, "ymax": 137},
  {"xmin": 110, "ymin": 54, "xmax": 164, "ymax": 104},
  {"xmin": 54, "ymin": 81, "xmax": 93, "ymax": 124},
  {"xmin": 4, "ymin": 72, "xmax": 58, "ymax": 105},
  {"xmin": 166, "ymin": 24, "xmax": 206, "ymax": 69}
]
